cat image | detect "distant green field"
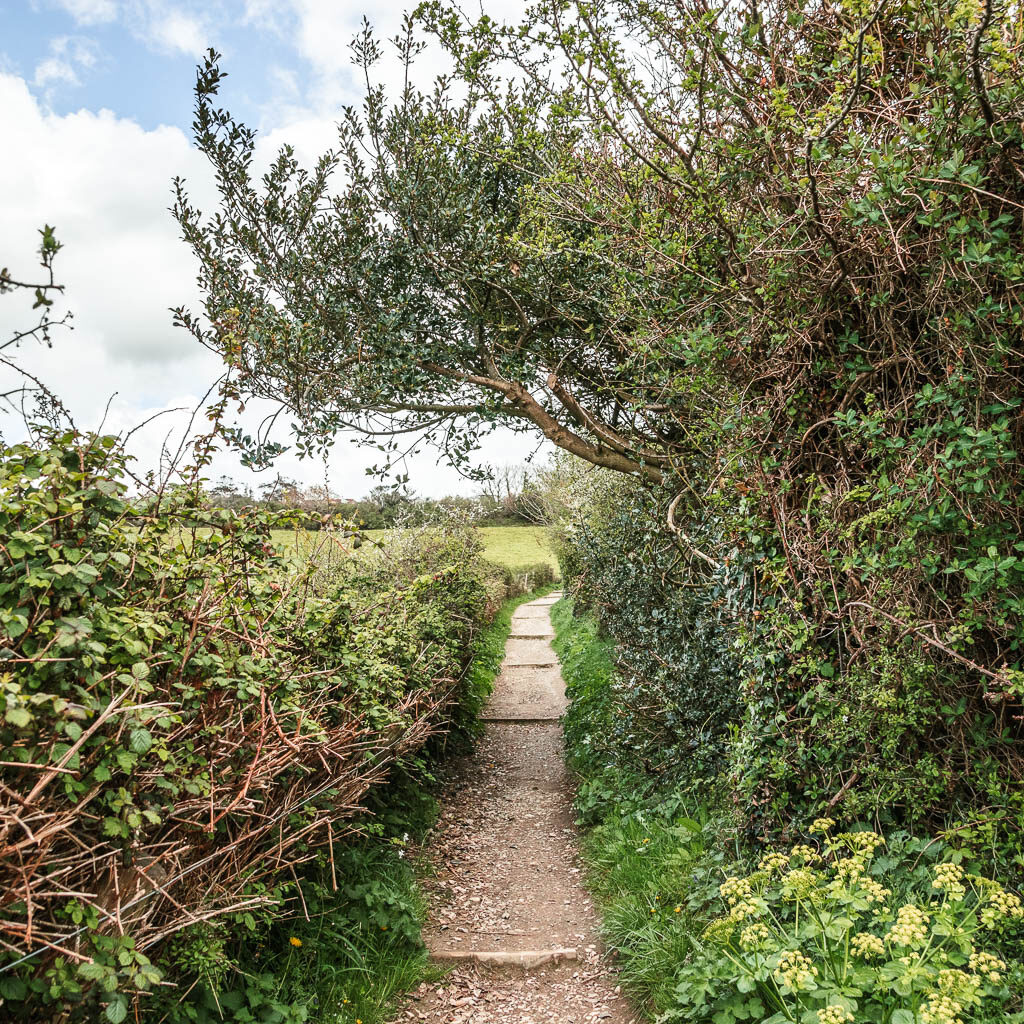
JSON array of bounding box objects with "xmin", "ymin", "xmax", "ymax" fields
[
  {"xmin": 269, "ymin": 525, "xmax": 558, "ymax": 573},
  {"xmin": 464, "ymin": 525, "xmax": 558, "ymax": 572}
]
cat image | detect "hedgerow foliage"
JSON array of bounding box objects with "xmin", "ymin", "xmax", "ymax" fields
[
  {"xmin": 0, "ymin": 433, "xmax": 513, "ymax": 1019},
  {"xmin": 526, "ymin": 0, "xmax": 1024, "ymax": 866},
  {"xmin": 175, "ymin": 0, "xmax": 1024, "ymax": 872},
  {"xmin": 546, "ymin": 466, "xmax": 739, "ymax": 804}
]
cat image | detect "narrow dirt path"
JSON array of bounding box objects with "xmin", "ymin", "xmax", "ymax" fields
[{"xmin": 393, "ymin": 594, "xmax": 635, "ymax": 1024}]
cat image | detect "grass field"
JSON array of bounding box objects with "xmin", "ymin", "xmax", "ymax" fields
[
  {"xmin": 269, "ymin": 524, "xmax": 558, "ymax": 573},
  {"xmin": 455, "ymin": 525, "xmax": 558, "ymax": 572}
]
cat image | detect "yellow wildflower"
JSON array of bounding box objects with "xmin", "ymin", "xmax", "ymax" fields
[
  {"xmin": 968, "ymin": 950, "xmax": 1006, "ymax": 984},
  {"xmin": 860, "ymin": 878, "xmax": 890, "ymax": 904},
  {"xmin": 774, "ymin": 949, "xmax": 818, "ymax": 990},
  {"xmin": 780, "ymin": 867, "xmax": 818, "ymax": 901},
  {"xmin": 932, "ymin": 862, "xmax": 966, "ymax": 902},
  {"xmin": 759, "ymin": 850, "xmax": 790, "ymax": 874},
  {"xmin": 920, "ymin": 993, "xmax": 964, "ymax": 1024},
  {"xmin": 887, "ymin": 904, "xmax": 929, "ymax": 947},
  {"xmin": 980, "ymin": 886, "xmax": 1023, "ymax": 929},
  {"xmin": 850, "ymin": 932, "xmax": 884, "ymax": 958},
  {"xmin": 817, "ymin": 1007, "xmax": 854, "ymax": 1024},
  {"xmin": 739, "ymin": 922, "xmax": 771, "ymax": 950},
  {"xmin": 789, "ymin": 844, "xmax": 822, "ymax": 865},
  {"xmin": 719, "ymin": 876, "xmax": 753, "ymax": 906}
]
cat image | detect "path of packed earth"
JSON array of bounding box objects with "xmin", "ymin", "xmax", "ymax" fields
[{"xmin": 392, "ymin": 592, "xmax": 636, "ymax": 1024}]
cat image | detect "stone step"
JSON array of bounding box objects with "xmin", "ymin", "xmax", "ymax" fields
[
  {"xmin": 503, "ymin": 638, "xmax": 558, "ymax": 666},
  {"xmin": 428, "ymin": 948, "xmax": 578, "ymax": 968},
  {"xmin": 479, "ymin": 715, "xmax": 561, "ymax": 724},
  {"xmin": 484, "ymin": 665, "xmax": 567, "ymax": 720}
]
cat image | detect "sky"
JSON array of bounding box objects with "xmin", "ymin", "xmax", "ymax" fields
[{"xmin": 0, "ymin": 0, "xmax": 539, "ymax": 498}]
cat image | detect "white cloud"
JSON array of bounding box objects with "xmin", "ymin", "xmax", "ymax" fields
[
  {"xmin": 33, "ymin": 35, "xmax": 99, "ymax": 90},
  {"xmin": 53, "ymin": 0, "xmax": 119, "ymax": 26},
  {"xmin": 0, "ymin": 71, "xmax": 217, "ymax": 463},
  {"xmin": 242, "ymin": 0, "xmax": 291, "ymax": 33},
  {"xmin": 0, "ymin": 67, "xmax": 537, "ymax": 496},
  {"xmin": 280, "ymin": 0, "xmax": 529, "ymax": 118},
  {"xmin": 147, "ymin": 9, "xmax": 208, "ymax": 56}
]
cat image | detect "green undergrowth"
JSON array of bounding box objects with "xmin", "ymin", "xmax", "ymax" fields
[
  {"xmin": 154, "ymin": 767, "xmax": 441, "ymax": 1024},
  {"xmin": 552, "ymin": 599, "xmax": 1024, "ymax": 1023},
  {"xmin": 550, "ymin": 598, "xmax": 742, "ymax": 1017}
]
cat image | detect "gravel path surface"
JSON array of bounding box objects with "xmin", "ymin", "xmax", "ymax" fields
[{"xmin": 391, "ymin": 594, "xmax": 636, "ymax": 1024}]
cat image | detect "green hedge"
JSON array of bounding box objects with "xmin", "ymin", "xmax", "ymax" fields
[
  {"xmin": 0, "ymin": 433, "xmax": 523, "ymax": 1021},
  {"xmin": 553, "ymin": 598, "xmax": 1024, "ymax": 1024}
]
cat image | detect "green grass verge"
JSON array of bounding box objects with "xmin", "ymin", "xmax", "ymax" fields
[
  {"xmin": 155, "ymin": 769, "xmax": 443, "ymax": 1024},
  {"xmin": 242, "ymin": 849, "xmax": 434, "ymax": 1024},
  {"xmin": 550, "ymin": 597, "xmax": 741, "ymax": 1020}
]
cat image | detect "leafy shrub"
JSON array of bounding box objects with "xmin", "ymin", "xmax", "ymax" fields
[
  {"xmin": 474, "ymin": 559, "xmax": 557, "ymax": 619},
  {"xmin": 550, "ymin": 474, "xmax": 740, "ymax": 802},
  {"xmin": 669, "ymin": 823, "xmax": 1024, "ymax": 1024},
  {"xmin": 0, "ymin": 433, "xmax": 510, "ymax": 1020}
]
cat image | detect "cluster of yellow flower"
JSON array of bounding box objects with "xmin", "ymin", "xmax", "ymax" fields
[
  {"xmin": 842, "ymin": 831, "xmax": 885, "ymax": 856},
  {"xmin": 968, "ymin": 950, "xmax": 1006, "ymax": 984},
  {"xmin": 816, "ymin": 1006, "xmax": 854, "ymax": 1024},
  {"xmin": 719, "ymin": 876, "xmax": 750, "ymax": 905},
  {"xmin": 920, "ymin": 992, "xmax": 964, "ymax": 1024},
  {"xmin": 739, "ymin": 922, "xmax": 771, "ymax": 951},
  {"xmin": 861, "ymin": 877, "xmax": 890, "ymax": 904},
  {"xmin": 790, "ymin": 844, "xmax": 823, "ymax": 865},
  {"xmin": 834, "ymin": 856, "xmax": 867, "ymax": 882},
  {"xmin": 819, "ymin": 829, "xmax": 891, "ymax": 907},
  {"xmin": 978, "ymin": 885, "xmax": 1024, "ymax": 930},
  {"xmin": 932, "ymin": 862, "xmax": 967, "ymax": 902},
  {"xmin": 729, "ymin": 899, "xmax": 761, "ymax": 922},
  {"xmin": 780, "ymin": 866, "xmax": 818, "ymax": 901},
  {"xmin": 850, "ymin": 931, "xmax": 884, "ymax": 958},
  {"xmin": 714, "ymin": 816, "xmax": 1018, "ymax": 1023},
  {"xmin": 887, "ymin": 904, "xmax": 930, "ymax": 947},
  {"xmin": 720, "ymin": 875, "xmax": 762, "ymax": 922},
  {"xmin": 774, "ymin": 949, "xmax": 818, "ymax": 990},
  {"xmin": 758, "ymin": 850, "xmax": 790, "ymax": 874},
  {"xmin": 937, "ymin": 968, "xmax": 981, "ymax": 1004}
]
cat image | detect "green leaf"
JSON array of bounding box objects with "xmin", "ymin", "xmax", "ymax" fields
[
  {"xmin": 128, "ymin": 728, "xmax": 152, "ymax": 754},
  {"xmin": 5, "ymin": 707, "xmax": 31, "ymax": 728},
  {"xmin": 0, "ymin": 977, "xmax": 27, "ymax": 999},
  {"xmin": 105, "ymin": 996, "xmax": 128, "ymax": 1024}
]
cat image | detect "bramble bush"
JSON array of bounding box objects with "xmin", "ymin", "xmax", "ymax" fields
[{"xmin": 0, "ymin": 432, "xmax": 529, "ymax": 1020}]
